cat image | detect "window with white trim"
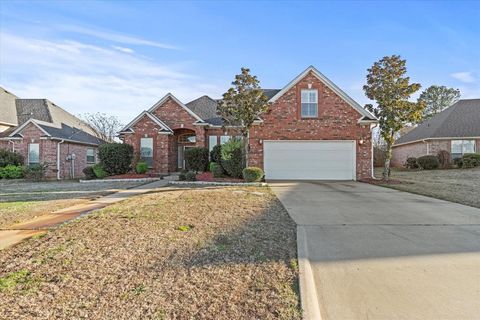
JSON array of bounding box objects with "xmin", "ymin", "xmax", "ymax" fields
[
  {"xmin": 86, "ymin": 148, "xmax": 96, "ymax": 164},
  {"xmin": 301, "ymin": 89, "xmax": 318, "ymax": 118},
  {"xmin": 28, "ymin": 143, "xmax": 40, "ymax": 165},
  {"xmin": 140, "ymin": 137, "xmax": 154, "ymax": 168},
  {"xmin": 451, "ymin": 140, "xmax": 476, "ymax": 159},
  {"xmin": 220, "ymin": 136, "xmax": 231, "ymax": 145},
  {"xmin": 209, "ymin": 136, "xmax": 218, "ymax": 154}
]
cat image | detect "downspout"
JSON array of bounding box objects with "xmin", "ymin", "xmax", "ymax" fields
[
  {"xmin": 423, "ymin": 139, "xmax": 429, "ymax": 155},
  {"xmin": 57, "ymin": 140, "xmax": 65, "ymax": 180},
  {"xmin": 371, "ymin": 123, "xmax": 378, "ymax": 179}
]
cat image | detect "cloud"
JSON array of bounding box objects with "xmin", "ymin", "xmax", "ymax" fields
[
  {"xmin": 112, "ymin": 46, "xmax": 134, "ymax": 54},
  {"xmin": 60, "ymin": 25, "xmax": 178, "ymax": 50},
  {"xmin": 451, "ymin": 71, "xmax": 476, "ymax": 83},
  {"xmin": 0, "ymin": 32, "xmax": 223, "ymax": 123}
]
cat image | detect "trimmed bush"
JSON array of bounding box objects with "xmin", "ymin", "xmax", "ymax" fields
[
  {"xmin": 437, "ymin": 150, "xmax": 451, "ymax": 168},
  {"xmin": 242, "ymin": 167, "xmax": 264, "ymax": 182},
  {"xmin": 0, "ymin": 149, "xmax": 24, "ymax": 167},
  {"xmin": 135, "ymin": 162, "xmax": 148, "ymax": 174},
  {"xmin": 210, "ymin": 162, "xmax": 225, "ymax": 178},
  {"xmin": 404, "ymin": 157, "xmax": 419, "ymax": 169},
  {"xmin": 98, "ymin": 143, "xmax": 133, "ymax": 175},
  {"xmin": 82, "ymin": 166, "xmax": 96, "ymax": 180},
  {"xmin": 417, "ymin": 155, "xmax": 440, "ymax": 170},
  {"xmin": 462, "ymin": 153, "xmax": 480, "ymax": 168},
  {"xmin": 185, "ymin": 147, "xmax": 209, "ymax": 172},
  {"xmin": 92, "ymin": 164, "xmax": 108, "ymax": 179},
  {"xmin": 220, "ymin": 138, "xmax": 245, "ymax": 178},
  {"xmin": 0, "ymin": 165, "xmax": 24, "ymax": 179},
  {"xmin": 24, "ymin": 163, "xmax": 48, "ymax": 181},
  {"xmin": 210, "ymin": 145, "xmax": 222, "ymax": 163},
  {"xmin": 185, "ymin": 171, "xmax": 197, "ymax": 181}
]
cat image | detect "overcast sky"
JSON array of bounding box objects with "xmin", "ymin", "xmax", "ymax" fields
[{"xmin": 1, "ymin": 1, "xmax": 479, "ymax": 124}]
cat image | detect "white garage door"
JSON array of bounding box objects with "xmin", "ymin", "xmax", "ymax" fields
[{"xmin": 263, "ymin": 140, "xmax": 356, "ymax": 180}]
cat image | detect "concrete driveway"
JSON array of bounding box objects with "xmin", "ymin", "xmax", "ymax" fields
[{"xmin": 270, "ymin": 181, "xmax": 480, "ymax": 320}]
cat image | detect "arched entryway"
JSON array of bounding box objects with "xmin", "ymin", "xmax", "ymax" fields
[{"xmin": 174, "ymin": 128, "xmax": 196, "ymax": 170}]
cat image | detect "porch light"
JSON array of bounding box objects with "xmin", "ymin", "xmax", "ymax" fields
[{"xmin": 359, "ymin": 139, "xmax": 364, "ymax": 145}]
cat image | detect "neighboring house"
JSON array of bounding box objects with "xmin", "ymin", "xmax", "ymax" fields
[
  {"xmin": 119, "ymin": 66, "xmax": 377, "ymax": 180},
  {"xmin": 0, "ymin": 87, "xmax": 103, "ymax": 179},
  {"xmin": 392, "ymin": 99, "xmax": 480, "ymax": 167}
]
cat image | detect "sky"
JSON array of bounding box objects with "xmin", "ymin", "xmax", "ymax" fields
[{"xmin": 1, "ymin": 0, "xmax": 479, "ymax": 124}]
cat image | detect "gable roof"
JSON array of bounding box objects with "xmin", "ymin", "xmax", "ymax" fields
[
  {"xmin": 148, "ymin": 93, "xmax": 204, "ymax": 122},
  {"xmin": 394, "ymin": 99, "xmax": 480, "ymax": 146},
  {"xmin": 119, "ymin": 111, "xmax": 173, "ymax": 134},
  {"xmin": 269, "ymin": 66, "xmax": 376, "ymax": 120}
]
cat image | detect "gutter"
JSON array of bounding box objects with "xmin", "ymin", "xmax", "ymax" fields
[{"xmin": 57, "ymin": 140, "xmax": 65, "ymax": 180}]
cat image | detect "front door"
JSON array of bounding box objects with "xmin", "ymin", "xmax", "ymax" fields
[{"xmin": 178, "ymin": 146, "xmax": 194, "ymax": 170}]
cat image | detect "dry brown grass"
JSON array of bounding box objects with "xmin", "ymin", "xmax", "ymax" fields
[{"xmin": 0, "ymin": 187, "xmax": 300, "ymax": 319}]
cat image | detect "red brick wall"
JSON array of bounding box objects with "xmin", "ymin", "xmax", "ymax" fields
[{"xmin": 249, "ymin": 71, "xmax": 373, "ymax": 179}]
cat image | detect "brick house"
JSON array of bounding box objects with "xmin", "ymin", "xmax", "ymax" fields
[
  {"xmin": 391, "ymin": 99, "xmax": 480, "ymax": 167},
  {"xmin": 0, "ymin": 87, "xmax": 103, "ymax": 179},
  {"xmin": 119, "ymin": 66, "xmax": 377, "ymax": 180}
]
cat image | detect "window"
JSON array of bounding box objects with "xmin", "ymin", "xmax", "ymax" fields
[
  {"xmin": 451, "ymin": 140, "xmax": 476, "ymax": 159},
  {"xmin": 301, "ymin": 89, "xmax": 318, "ymax": 118},
  {"xmin": 178, "ymin": 134, "xmax": 196, "ymax": 143},
  {"xmin": 140, "ymin": 137, "xmax": 154, "ymax": 167},
  {"xmin": 220, "ymin": 136, "xmax": 231, "ymax": 144},
  {"xmin": 28, "ymin": 143, "xmax": 40, "ymax": 165},
  {"xmin": 209, "ymin": 136, "xmax": 218, "ymax": 153},
  {"xmin": 86, "ymin": 148, "xmax": 96, "ymax": 163}
]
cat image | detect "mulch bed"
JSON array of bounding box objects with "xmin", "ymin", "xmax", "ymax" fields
[
  {"xmin": 360, "ymin": 178, "xmax": 404, "ymax": 185},
  {"xmin": 196, "ymin": 172, "xmax": 244, "ymax": 183},
  {"xmin": 0, "ymin": 187, "xmax": 300, "ymax": 319},
  {"xmin": 107, "ymin": 173, "xmax": 159, "ymax": 179}
]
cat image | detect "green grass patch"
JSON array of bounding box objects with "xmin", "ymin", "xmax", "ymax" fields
[{"xmin": 0, "ymin": 269, "xmax": 39, "ymax": 292}]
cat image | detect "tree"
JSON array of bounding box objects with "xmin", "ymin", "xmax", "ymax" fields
[
  {"xmin": 418, "ymin": 85, "xmax": 460, "ymax": 122},
  {"xmin": 80, "ymin": 113, "xmax": 123, "ymax": 142},
  {"xmin": 218, "ymin": 68, "xmax": 270, "ymax": 166},
  {"xmin": 363, "ymin": 55, "xmax": 424, "ymax": 180}
]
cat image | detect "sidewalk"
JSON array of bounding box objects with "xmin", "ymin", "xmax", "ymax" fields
[{"xmin": 0, "ymin": 180, "xmax": 168, "ymax": 250}]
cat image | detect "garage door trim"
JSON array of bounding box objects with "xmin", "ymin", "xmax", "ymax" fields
[{"xmin": 262, "ymin": 140, "xmax": 357, "ymax": 180}]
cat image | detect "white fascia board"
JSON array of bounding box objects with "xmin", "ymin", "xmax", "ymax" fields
[
  {"xmin": 148, "ymin": 93, "xmax": 204, "ymax": 122},
  {"xmin": 393, "ymin": 136, "xmax": 480, "ymax": 147},
  {"xmin": 119, "ymin": 111, "xmax": 172, "ymax": 133},
  {"xmin": 269, "ymin": 66, "xmax": 377, "ymax": 120},
  {"xmin": 9, "ymin": 119, "xmax": 51, "ymax": 137}
]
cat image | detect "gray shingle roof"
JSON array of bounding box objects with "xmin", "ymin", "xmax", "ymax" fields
[
  {"xmin": 37, "ymin": 123, "xmax": 102, "ymax": 145},
  {"xmin": 395, "ymin": 99, "xmax": 480, "ymax": 145}
]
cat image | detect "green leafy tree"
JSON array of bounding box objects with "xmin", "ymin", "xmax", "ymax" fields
[
  {"xmin": 218, "ymin": 68, "xmax": 270, "ymax": 166},
  {"xmin": 418, "ymin": 85, "xmax": 460, "ymax": 122},
  {"xmin": 363, "ymin": 55, "xmax": 424, "ymax": 180}
]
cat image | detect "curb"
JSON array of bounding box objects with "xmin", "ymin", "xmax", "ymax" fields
[
  {"xmin": 297, "ymin": 226, "xmax": 322, "ymax": 320},
  {"xmin": 79, "ymin": 178, "xmax": 161, "ymax": 183},
  {"xmin": 168, "ymin": 181, "xmax": 268, "ymax": 187}
]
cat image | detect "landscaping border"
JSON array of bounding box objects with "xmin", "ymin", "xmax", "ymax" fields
[
  {"xmin": 169, "ymin": 180, "xmax": 267, "ymax": 187},
  {"xmin": 80, "ymin": 178, "xmax": 161, "ymax": 183}
]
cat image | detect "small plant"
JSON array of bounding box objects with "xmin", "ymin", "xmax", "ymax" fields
[
  {"xmin": 131, "ymin": 284, "xmax": 146, "ymax": 295},
  {"xmin": 437, "ymin": 150, "xmax": 451, "ymax": 168},
  {"xmin": 0, "ymin": 165, "xmax": 24, "ymax": 179},
  {"xmin": 24, "ymin": 163, "xmax": 48, "ymax": 181},
  {"xmin": 242, "ymin": 167, "xmax": 264, "ymax": 182},
  {"xmin": 178, "ymin": 170, "xmax": 187, "ymax": 181},
  {"xmin": 177, "ymin": 225, "xmax": 193, "ymax": 231},
  {"xmin": 185, "ymin": 147, "xmax": 209, "ymax": 172},
  {"xmin": 404, "ymin": 157, "xmax": 419, "ymax": 169},
  {"xmin": 210, "ymin": 144, "xmax": 222, "ymax": 163},
  {"xmin": 0, "ymin": 269, "xmax": 35, "ymax": 292},
  {"xmin": 185, "ymin": 171, "xmax": 197, "ymax": 181},
  {"xmin": 0, "ymin": 148, "xmax": 24, "ymax": 167},
  {"xmin": 210, "ymin": 162, "xmax": 225, "ymax": 178},
  {"xmin": 135, "ymin": 161, "xmax": 148, "ymax": 174},
  {"xmin": 453, "ymin": 157, "xmax": 463, "ymax": 168},
  {"xmin": 417, "ymin": 155, "xmax": 440, "ymax": 170},
  {"xmin": 92, "ymin": 164, "xmax": 108, "ymax": 179},
  {"xmin": 82, "ymin": 166, "xmax": 96, "ymax": 180}
]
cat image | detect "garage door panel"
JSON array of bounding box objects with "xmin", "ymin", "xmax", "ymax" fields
[{"xmin": 264, "ymin": 141, "xmax": 356, "ymax": 180}]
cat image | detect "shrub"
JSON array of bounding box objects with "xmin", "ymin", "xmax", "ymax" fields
[
  {"xmin": 0, "ymin": 149, "xmax": 24, "ymax": 167},
  {"xmin": 185, "ymin": 147, "xmax": 209, "ymax": 172},
  {"xmin": 82, "ymin": 166, "xmax": 96, "ymax": 180},
  {"xmin": 24, "ymin": 163, "xmax": 48, "ymax": 181},
  {"xmin": 0, "ymin": 165, "xmax": 24, "ymax": 179},
  {"xmin": 92, "ymin": 164, "xmax": 108, "ymax": 179},
  {"xmin": 462, "ymin": 153, "xmax": 480, "ymax": 168},
  {"xmin": 417, "ymin": 155, "xmax": 440, "ymax": 170},
  {"xmin": 210, "ymin": 145, "xmax": 222, "ymax": 163},
  {"xmin": 135, "ymin": 162, "xmax": 148, "ymax": 174},
  {"xmin": 185, "ymin": 171, "xmax": 197, "ymax": 181},
  {"xmin": 220, "ymin": 138, "xmax": 245, "ymax": 178},
  {"xmin": 242, "ymin": 167, "xmax": 264, "ymax": 182},
  {"xmin": 179, "ymin": 170, "xmax": 187, "ymax": 181},
  {"xmin": 453, "ymin": 156, "xmax": 463, "ymax": 168},
  {"xmin": 437, "ymin": 150, "xmax": 451, "ymax": 168},
  {"xmin": 404, "ymin": 157, "xmax": 419, "ymax": 169},
  {"xmin": 98, "ymin": 143, "xmax": 133, "ymax": 175},
  {"xmin": 210, "ymin": 162, "xmax": 225, "ymax": 178}
]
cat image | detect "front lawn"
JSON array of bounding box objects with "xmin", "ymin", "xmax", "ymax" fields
[
  {"xmin": 0, "ymin": 187, "xmax": 300, "ymax": 319},
  {"xmin": 374, "ymin": 167, "xmax": 480, "ymax": 208}
]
